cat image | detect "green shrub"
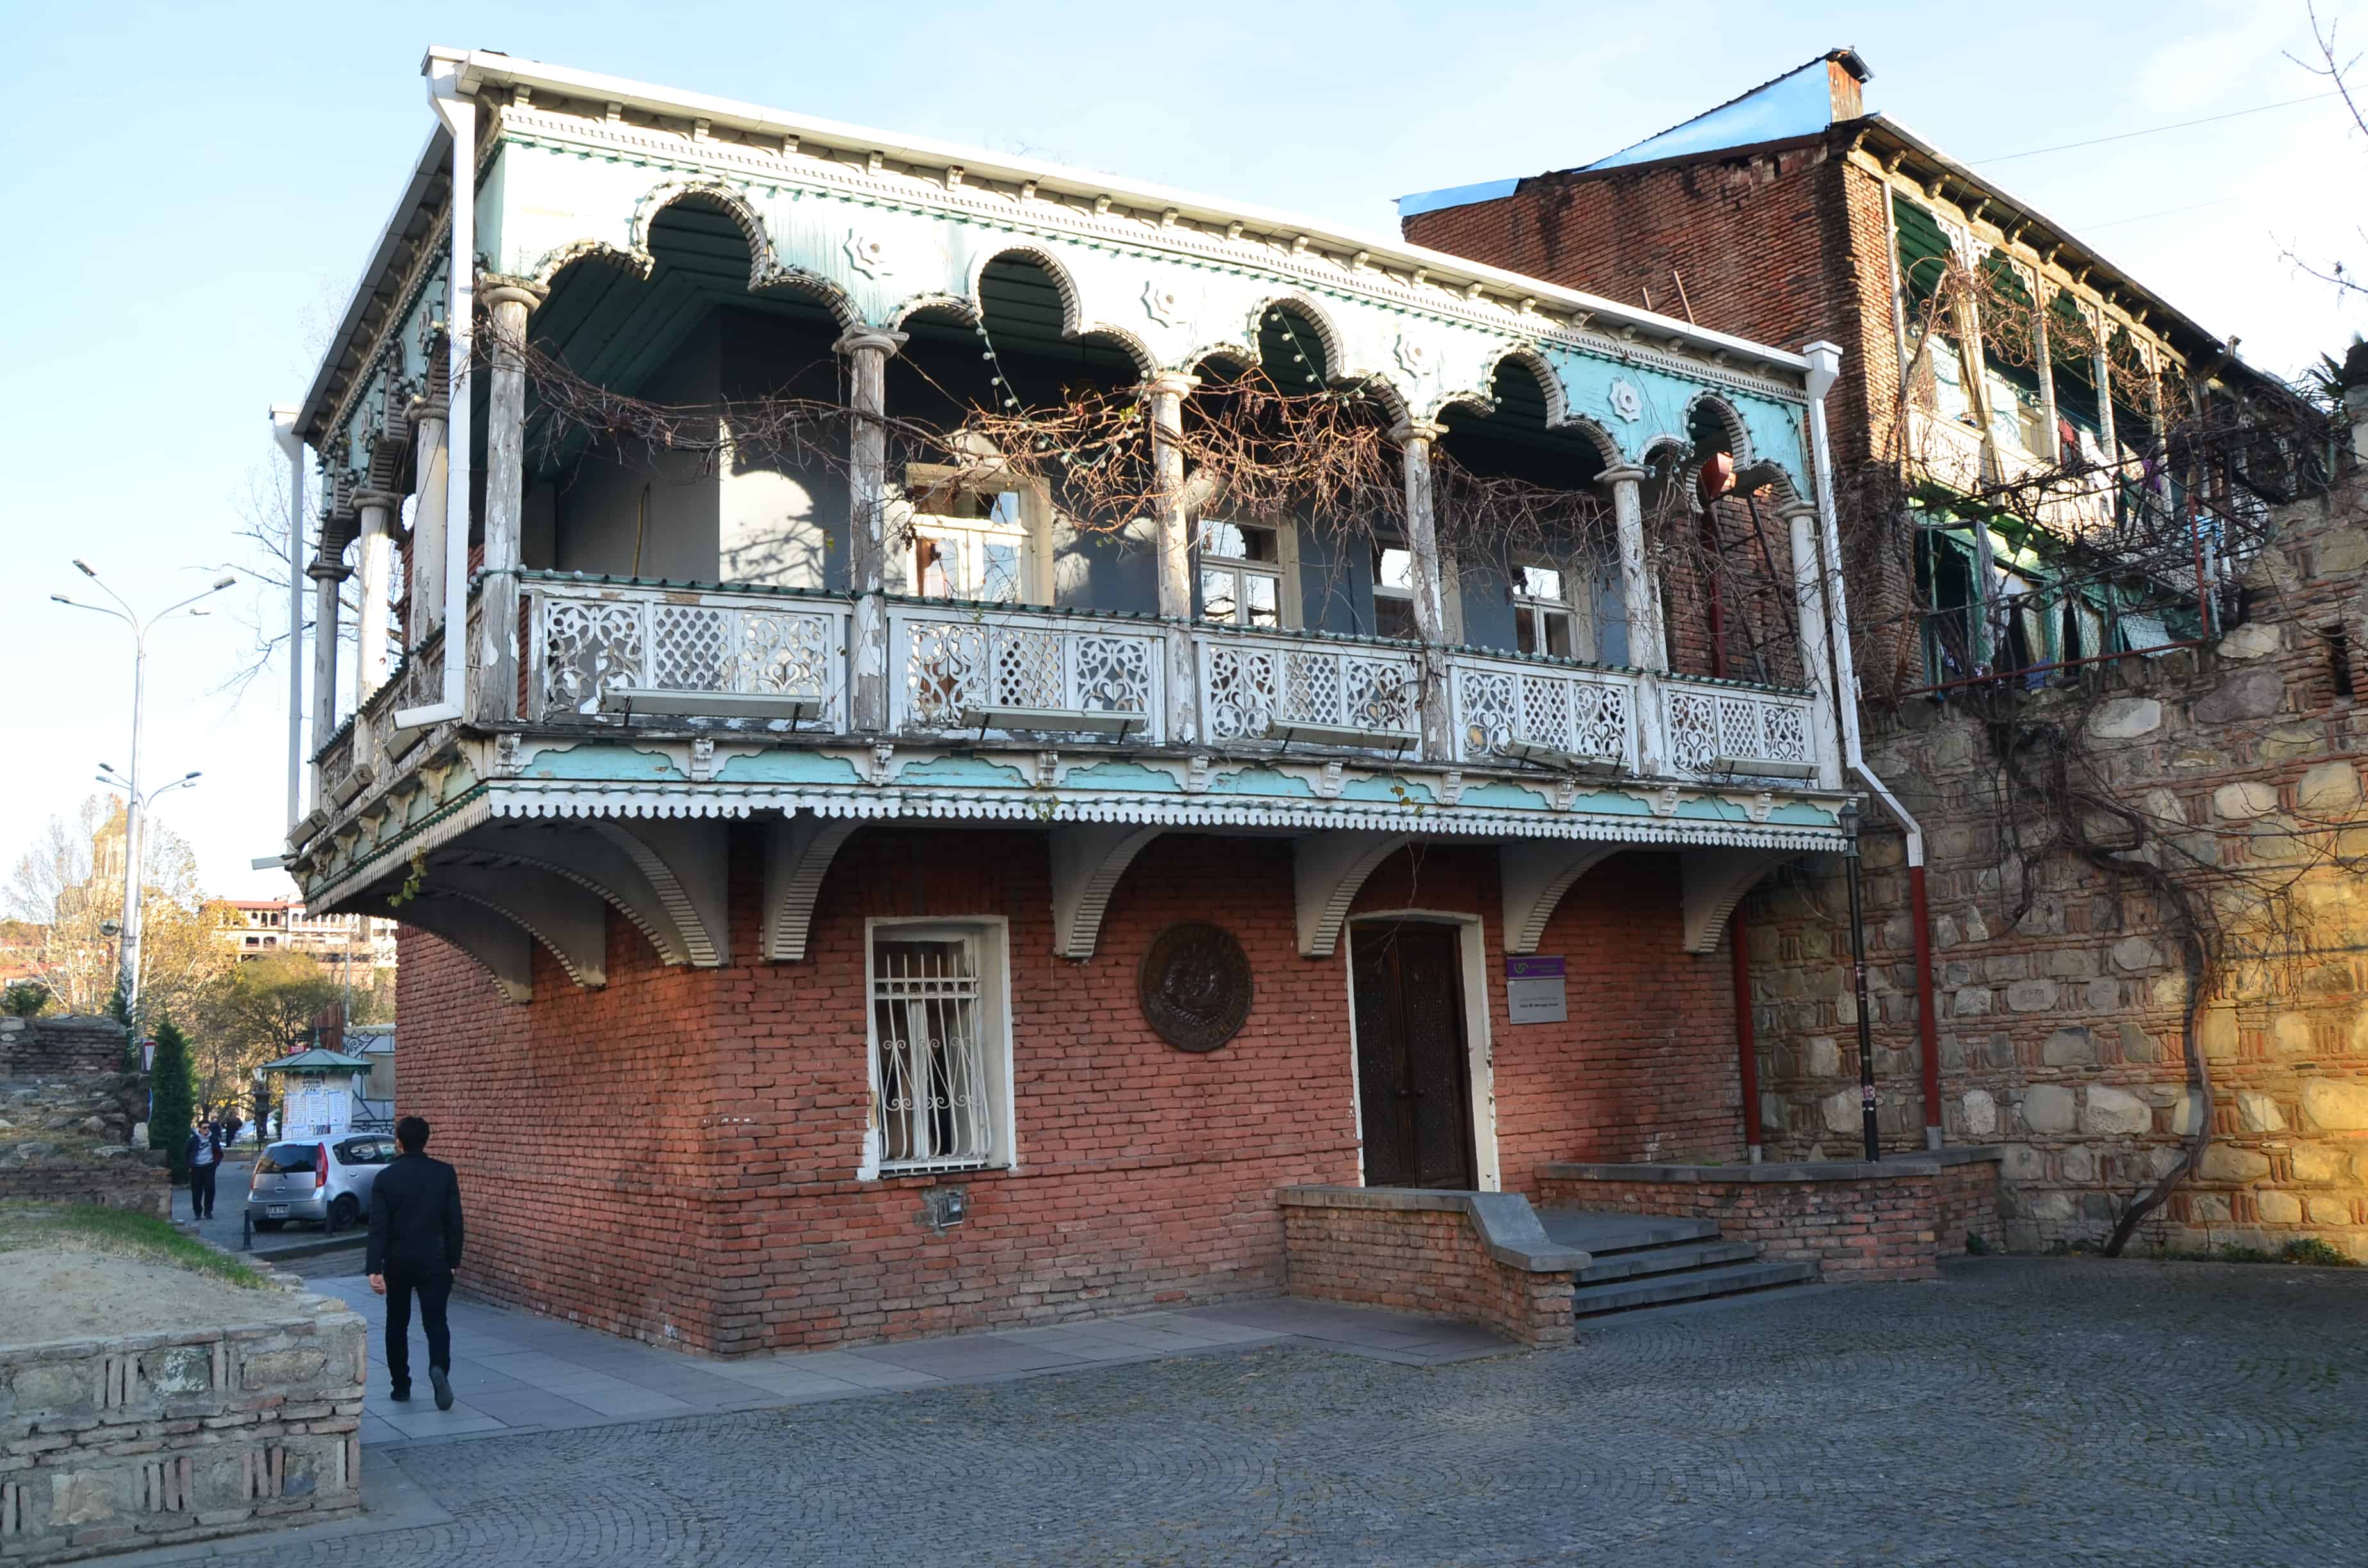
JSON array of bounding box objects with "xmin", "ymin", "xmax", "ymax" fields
[
  {"xmin": 1, "ymin": 980, "xmax": 47, "ymax": 1017},
  {"xmin": 146, "ymin": 1018, "xmax": 195, "ymax": 1182},
  {"xmin": 2280, "ymin": 1237, "xmax": 2357, "ymax": 1268}
]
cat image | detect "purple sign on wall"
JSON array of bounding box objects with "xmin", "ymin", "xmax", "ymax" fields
[{"xmin": 1504, "ymin": 956, "xmax": 1568, "ymax": 1024}]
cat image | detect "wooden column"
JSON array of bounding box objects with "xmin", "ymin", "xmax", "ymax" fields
[
  {"xmin": 1783, "ymin": 500, "xmax": 1845, "ymax": 791},
  {"xmin": 1147, "ymin": 371, "xmax": 1201, "ymax": 746},
  {"xmin": 1394, "ymin": 420, "xmax": 1455, "ymax": 760},
  {"xmin": 407, "ymin": 390, "xmax": 449, "ymax": 645},
  {"xmin": 352, "ymin": 490, "xmax": 399, "ymax": 703},
  {"xmin": 475, "ymin": 280, "xmax": 545, "ymax": 724},
  {"xmin": 308, "ymin": 559, "xmax": 346, "ymax": 810},
  {"xmin": 837, "ymin": 327, "xmax": 907, "ymax": 733},
  {"xmin": 1602, "ymin": 464, "xmax": 1665, "ymax": 673}
]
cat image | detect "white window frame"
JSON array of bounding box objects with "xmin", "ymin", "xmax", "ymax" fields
[
  {"xmin": 1194, "ymin": 515, "xmax": 1298, "ymax": 629},
  {"xmin": 859, "ymin": 916, "xmax": 1016, "ymax": 1179},
  {"xmin": 1371, "ymin": 541, "xmax": 1419, "ymax": 641},
  {"xmin": 901, "ymin": 463, "xmax": 1055, "ymax": 605},
  {"xmin": 1510, "ymin": 559, "xmax": 1583, "ymax": 660}
]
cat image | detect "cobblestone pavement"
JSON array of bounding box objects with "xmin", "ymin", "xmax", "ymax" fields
[{"xmin": 186, "ymin": 1259, "xmax": 2368, "ymax": 1567}]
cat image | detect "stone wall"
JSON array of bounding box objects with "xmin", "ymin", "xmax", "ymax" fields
[
  {"xmin": 1278, "ymin": 1187, "xmax": 1584, "ymax": 1345},
  {"xmin": 2, "ymin": 1074, "xmax": 167, "ymax": 1219},
  {"xmin": 1745, "ymin": 457, "xmax": 2368, "ymax": 1254},
  {"xmin": 0, "ymin": 1278, "xmax": 364, "ymax": 1564},
  {"xmin": 1536, "ymin": 1152, "xmax": 2001, "ymax": 1282},
  {"xmin": 0, "ymin": 1020, "xmax": 126, "ymax": 1081}
]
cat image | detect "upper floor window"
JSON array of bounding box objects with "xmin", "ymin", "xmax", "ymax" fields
[
  {"xmin": 1199, "ymin": 519, "xmax": 1284, "ymax": 628},
  {"xmin": 1513, "ymin": 564, "xmax": 1577, "ymax": 658},
  {"xmin": 1372, "ymin": 546, "xmax": 1418, "ymax": 641},
  {"xmin": 905, "ymin": 466, "xmax": 1047, "ymax": 604},
  {"xmin": 868, "ymin": 921, "xmax": 1012, "ymax": 1175}
]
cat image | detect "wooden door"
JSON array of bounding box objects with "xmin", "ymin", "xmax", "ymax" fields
[{"xmin": 1351, "ymin": 921, "xmax": 1476, "ymax": 1189}]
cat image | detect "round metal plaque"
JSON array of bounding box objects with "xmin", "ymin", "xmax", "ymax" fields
[{"xmin": 1138, "ymin": 922, "xmax": 1253, "ymax": 1053}]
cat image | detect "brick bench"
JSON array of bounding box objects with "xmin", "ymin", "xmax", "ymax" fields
[
  {"xmin": 1278, "ymin": 1186, "xmax": 1588, "ymax": 1345},
  {"xmin": 1536, "ymin": 1148, "xmax": 2004, "ymax": 1284}
]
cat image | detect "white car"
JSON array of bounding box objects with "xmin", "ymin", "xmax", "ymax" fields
[{"xmin": 245, "ymin": 1134, "xmax": 400, "ymax": 1231}]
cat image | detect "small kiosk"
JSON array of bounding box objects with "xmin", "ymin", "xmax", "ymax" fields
[{"xmin": 263, "ymin": 1049, "xmax": 375, "ymax": 1139}]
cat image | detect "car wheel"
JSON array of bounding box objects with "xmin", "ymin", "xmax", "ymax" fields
[
  {"xmin": 329, "ymin": 1195, "xmax": 359, "ymax": 1232},
  {"xmin": 254, "ymin": 1218, "xmax": 284, "ymax": 1232}
]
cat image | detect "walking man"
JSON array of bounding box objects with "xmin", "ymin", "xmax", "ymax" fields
[
  {"xmin": 185, "ymin": 1117, "xmax": 226, "ymax": 1220},
  {"xmin": 366, "ymin": 1116, "xmax": 465, "ymax": 1410}
]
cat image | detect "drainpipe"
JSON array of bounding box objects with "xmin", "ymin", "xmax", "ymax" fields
[
  {"xmin": 396, "ymin": 60, "xmax": 476, "ymax": 731},
  {"xmin": 1700, "ymin": 501, "xmax": 1763, "ymax": 1161},
  {"xmin": 1802, "ymin": 341, "xmax": 1944, "ymax": 1152},
  {"xmin": 270, "ymin": 407, "xmax": 306, "ymax": 833}
]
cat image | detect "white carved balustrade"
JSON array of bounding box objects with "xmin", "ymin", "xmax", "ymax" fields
[
  {"xmin": 1907, "ymin": 405, "xmax": 1987, "ymax": 495},
  {"xmin": 1446, "ymin": 651, "xmax": 1639, "ymax": 772},
  {"xmin": 1659, "ymin": 680, "xmax": 1818, "ymax": 781},
  {"xmin": 1196, "ymin": 629, "xmax": 1422, "ymax": 752},
  {"xmin": 891, "ymin": 601, "xmax": 1165, "ymax": 742},
  {"xmin": 526, "ymin": 576, "xmax": 850, "ymax": 728}
]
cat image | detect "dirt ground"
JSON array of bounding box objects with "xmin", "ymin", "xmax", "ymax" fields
[{"xmin": 0, "ymin": 1238, "xmax": 272, "ymax": 1346}]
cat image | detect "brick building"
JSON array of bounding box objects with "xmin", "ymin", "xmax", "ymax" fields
[
  {"xmin": 1404, "ymin": 51, "xmax": 2365, "ymax": 1252},
  {"xmin": 272, "ymin": 49, "xmax": 1904, "ymax": 1353}
]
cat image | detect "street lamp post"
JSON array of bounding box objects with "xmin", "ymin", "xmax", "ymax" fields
[
  {"xmin": 54, "ymin": 562, "xmax": 236, "ymax": 1031},
  {"xmin": 1840, "ymin": 799, "xmax": 1881, "ymax": 1163}
]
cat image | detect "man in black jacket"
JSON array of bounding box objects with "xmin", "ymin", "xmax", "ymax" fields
[{"xmin": 366, "ymin": 1116, "xmax": 465, "ymax": 1410}]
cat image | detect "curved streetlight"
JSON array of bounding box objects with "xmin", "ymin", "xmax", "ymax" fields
[{"xmin": 54, "ymin": 564, "xmax": 236, "ymax": 1029}]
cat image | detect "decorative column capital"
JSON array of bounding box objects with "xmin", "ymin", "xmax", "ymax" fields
[
  {"xmin": 354, "ymin": 488, "xmax": 403, "ymax": 517},
  {"xmin": 305, "ymin": 558, "xmax": 352, "ymax": 584},
  {"xmin": 1390, "ymin": 419, "xmax": 1446, "ymax": 445},
  {"xmin": 1144, "ymin": 371, "xmax": 1201, "ymax": 402},
  {"xmin": 480, "ymin": 277, "xmax": 548, "ymax": 314},
  {"xmin": 1598, "ymin": 463, "xmax": 1649, "ymax": 487},
  {"xmin": 1776, "ymin": 498, "xmax": 1820, "ymax": 522},
  {"xmin": 834, "ymin": 327, "xmax": 909, "ymax": 360}
]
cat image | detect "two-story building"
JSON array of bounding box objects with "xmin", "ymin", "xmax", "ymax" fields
[{"xmin": 276, "ymin": 48, "xmax": 1866, "ymax": 1353}]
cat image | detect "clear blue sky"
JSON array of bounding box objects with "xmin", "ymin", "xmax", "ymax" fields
[{"xmin": 2, "ymin": 0, "xmax": 2359, "ymax": 901}]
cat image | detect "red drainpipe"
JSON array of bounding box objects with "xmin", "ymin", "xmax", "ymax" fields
[{"xmin": 1700, "ymin": 496, "xmax": 1763, "ymax": 1159}]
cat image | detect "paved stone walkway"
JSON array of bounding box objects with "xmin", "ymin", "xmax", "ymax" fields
[{"xmin": 122, "ymin": 1258, "xmax": 2368, "ymax": 1565}]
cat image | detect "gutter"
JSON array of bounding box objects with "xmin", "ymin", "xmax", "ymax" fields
[
  {"xmin": 1802, "ymin": 341, "xmax": 1944, "ymax": 1150},
  {"xmin": 394, "ymin": 54, "xmax": 475, "ymax": 729}
]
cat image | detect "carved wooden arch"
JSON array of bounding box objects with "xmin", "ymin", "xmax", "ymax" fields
[
  {"xmin": 1049, "ymin": 823, "xmax": 1166, "ymax": 960},
  {"xmin": 1246, "ymin": 291, "xmax": 1349, "ymax": 386},
  {"xmin": 964, "ymin": 243, "xmax": 1087, "ymax": 339},
  {"xmin": 1680, "ymin": 847, "xmax": 1796, "ymax": 954},
  {"xmin": 762, "ymin": 814, "xmax": 860, "ymax": 961},
  {"xmin": 395, "ymin": 894, "xmax": 535, "ymax": 1004},
  {"xmin": 590, "ymin": 819, "xmax": 730, "ymax": 968},
  {"xmin": 1682, "ymin": 390, "xmax": 1757, "ymax": 467},
  {"xmin": 629, "ymin": 177, "xmax": 775, "ymax": 289},
  {"xmin": 462, "ymin": 821, "xmax": 698, "ymax": 967},
  {"xmin": 1499, "ymin": 842, "xmax": 1624, "ymax": 956},
  {"xmin": 429, "ymin": 860, "xmax": 609, "ymax": 989},
  {"xmin": 1294, "ymin": 831, "xmax": 1412, "ymax": 958}
]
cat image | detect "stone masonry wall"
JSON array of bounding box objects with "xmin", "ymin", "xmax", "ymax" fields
[
  {"xmin": 395, "ymin": 831, "xmax": 1746, "ymax": 1355},
  {"xmin": 2, "ymin": 1074, "xmax": 167, "ymax": 1220},
  {"xmin": 0, "ymin": 1020, "xmax": 126, "ymax": 1081},
  {"xmin": 1745, "ymin": 460, "xmax": 2368, "ymax": 1254},
  {"xmin": 0, "ymin": 1280, "xmax": 364, "ymax": 1564}
]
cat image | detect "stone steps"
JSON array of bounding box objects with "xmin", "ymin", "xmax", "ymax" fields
[
  {"xmin": 1567, "ymin": 1258, "xmax": 1818, "ymax": 1315},
  {"xmin": 1540, "ymin": 1209, "xmax": 1818, "ymax": 1317}
]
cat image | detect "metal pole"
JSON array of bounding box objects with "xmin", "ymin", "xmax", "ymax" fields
[
  {"xmin": 119, "ymin": 625, "xmax": 147, "ymax": 1027},
  {"xmin": 1841, "ymin": 799, "xmax": 1879, "ymax": 1162}
]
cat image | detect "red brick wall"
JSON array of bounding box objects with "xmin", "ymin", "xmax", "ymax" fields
[
  {"xmin": 396, "ymin": 830, "xmax": 1746, "ymax": 1353},
  {"xmin": 1279, "ymin": 1198, "xmax": 1574, "ymax": 1344},
  {"xmin": 1536, "ymin": 1167, "xmax": 1960, "ymax": 1282}
]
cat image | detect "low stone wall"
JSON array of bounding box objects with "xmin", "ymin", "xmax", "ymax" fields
[
  {"xmin": 0, "ymin": 1277, "xmax": 364, "ymax": 1564},
  {"xmin": 1278, "ymin": 1187, "xmax": 1587, "ymax": 1346},
  {"xmin": 0, "ymin": 1163, "xmax": 170, "ymax": 1222},
  {"xmin": 0, "ymin": 1021, "xmax": 126, "ymax": 1081},
  {"xmin": 1537, "ymin": 1148, "xmax": 2005, "ymax": 1284}
]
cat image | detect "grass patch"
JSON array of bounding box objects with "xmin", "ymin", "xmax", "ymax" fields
[
  {"xmin": 0, "ymin": 1202, "xmax": 265, "ymax": 1288},
  {"xmin": 2135, "ymin": 1236, "xmax": 2362, "ymax": 1268}
]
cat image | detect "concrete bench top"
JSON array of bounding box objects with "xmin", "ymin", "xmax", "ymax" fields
[
  {"xmin": 1539, "ymin": 1147, "xmax": 2005, "ymax": 1185},
  {"xmin": 1278, "ymin": 1186, "xmax": 1591, "ymax": 1273}
]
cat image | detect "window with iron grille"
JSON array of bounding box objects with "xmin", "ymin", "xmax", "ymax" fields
[{"xmin": 867, "ymin": 923, "xmax": 1010, "ymax": 1174}]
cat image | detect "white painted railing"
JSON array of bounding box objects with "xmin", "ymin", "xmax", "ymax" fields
[
  {"xmin": 525, "ymin": 576, "xmax": 850, "ymax": 728},
  {"xmin": 1660, "ymin": 682, "xmax": 1817, "ymax": 780},
  {"xmin": 1196, "ymin": 629, "xmax": 1421, "ymax": 749},
  {"xmin": 1447, "ymin": 651, "xmax": 1639, "ymax": 771},
  {"xmin": 1908, "ymin": 406, "xmax": 1986, "ymax": 495},
  {"xmin": 891, "ymin": 601, "xmax": 1165, "ymax": 742}
]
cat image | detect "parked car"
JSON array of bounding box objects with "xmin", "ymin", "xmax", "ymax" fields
[{"xmin": 246, "ymin": 1134, "xmax": 400, "ymax": 1231}]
